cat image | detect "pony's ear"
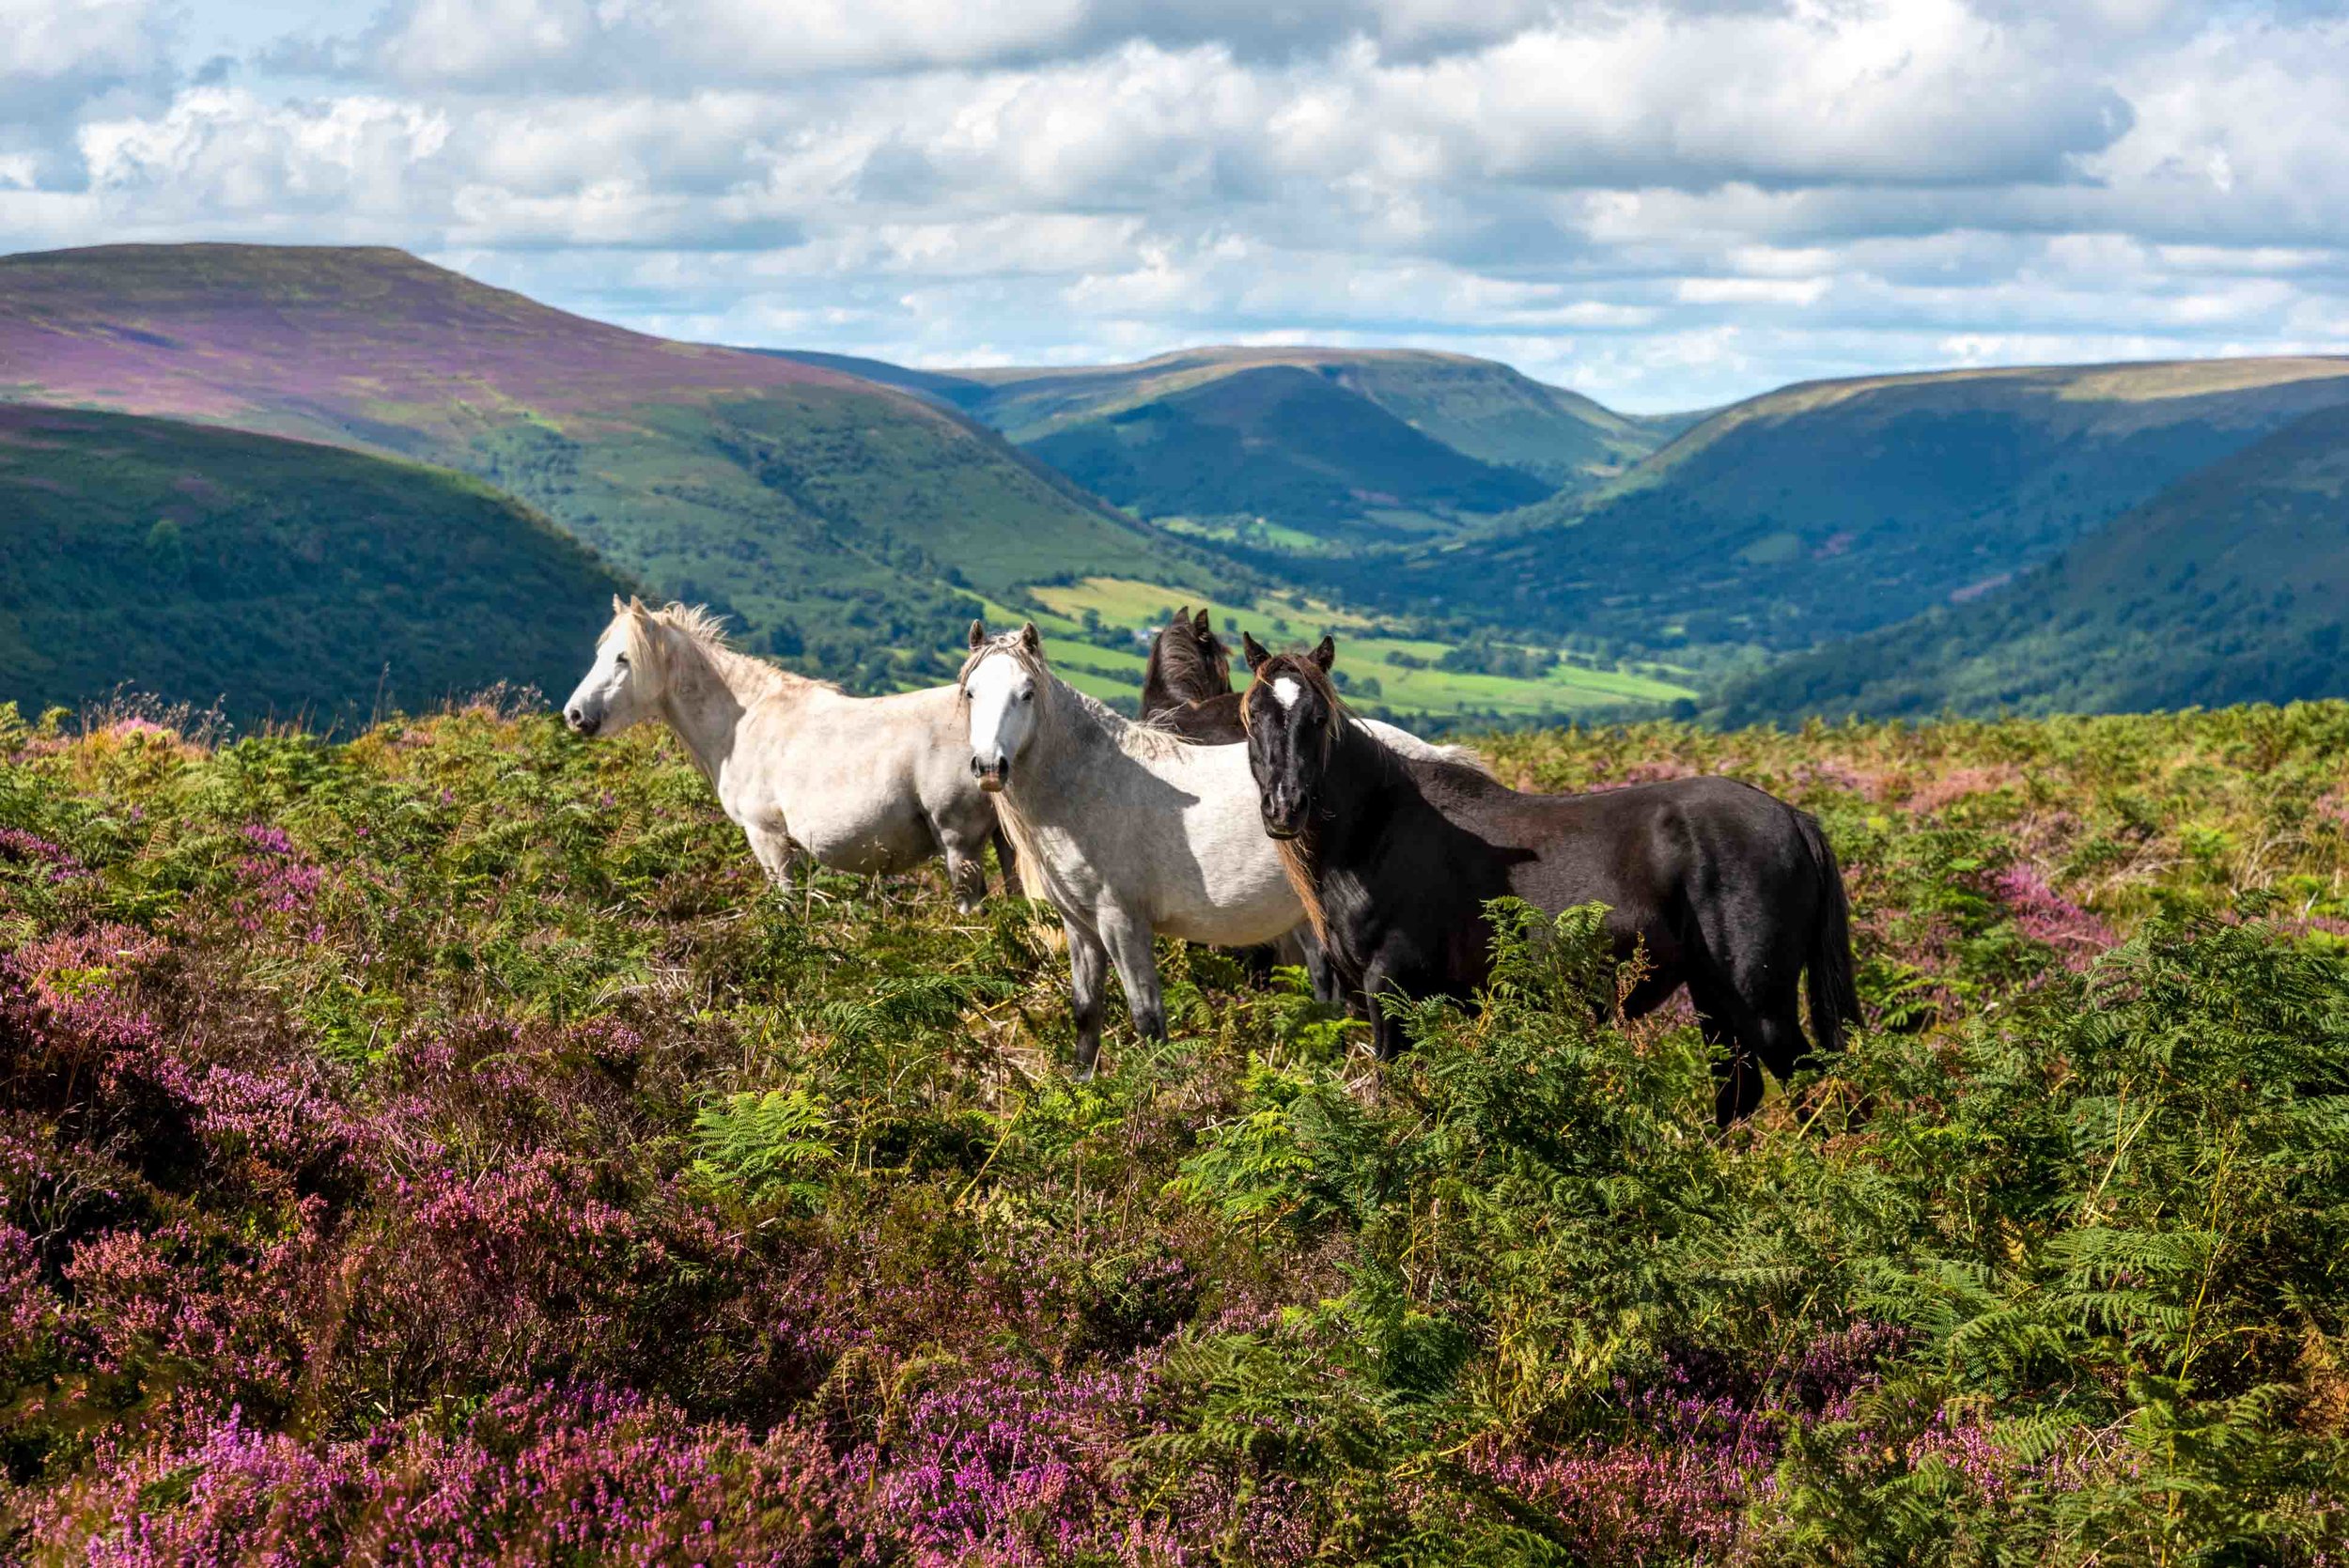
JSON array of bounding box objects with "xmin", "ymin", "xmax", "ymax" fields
[
  {"xmin": 611, "ymin": 594, "xmax": 626, "ymax": 615},
  {"xmin": 1174, "ymin": 605, "xmax": 1189, "ymax": 625},
  {"xmin": 1192, "ymin": 608, "xmax": 1212, "ymax": 637},
  {"xmin": 1019, "ymin": 622, "xmax": 1042, "ymax": 653},
  {"xmin": 968, "ymin": 619, "xmax": 987, "ymax": 650},
  {"xmin": 1310, "ymin": 635, "xmax": 1336, "ymax": 673},
  {"xmin": 627, "ymin": 594, "xmax": 646, "ymax": 614},
  {"xmin": 1240, "ymin": 631, "xmax": 1270, "ymax": 671}
]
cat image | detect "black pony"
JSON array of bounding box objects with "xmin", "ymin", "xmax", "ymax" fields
[
  {"xmin": 1140, "ymin": 607, "xmax": 1247, "ymax": 742},
  {"xmin": 1239, "ymin": 636, "xmax": 1859, "ymax": 1124}
]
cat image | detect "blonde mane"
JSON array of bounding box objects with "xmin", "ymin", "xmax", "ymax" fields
[{"xmin": 614, "ymin": 601, "xmax": 836, "ymax": 699}]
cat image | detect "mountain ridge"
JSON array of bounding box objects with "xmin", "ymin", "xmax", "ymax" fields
[{"xmin": 0, "ymin": 242, "xmax": 1219, "ymax": 687}]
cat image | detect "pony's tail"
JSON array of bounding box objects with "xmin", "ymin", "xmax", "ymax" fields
[{"xmin": 1795, "ymin": 809, "xmax": 1860, "ymax": 1053}]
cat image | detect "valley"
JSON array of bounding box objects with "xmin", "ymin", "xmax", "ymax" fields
[{"xmin": 8, "ymin": 241, "xmax": 2349, "ymax": 728}]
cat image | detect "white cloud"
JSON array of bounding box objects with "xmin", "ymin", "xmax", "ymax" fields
[
  {"xmin": 2, "ymin": 0, "xmax": 163, "ymax": 83},
  {"xmin": 7, "ymin": 0, "xmax": 2349, "ymax": 409},
  {"xmin": 79, "ymin": 88, "xmax": 449, "ymax": 224}
]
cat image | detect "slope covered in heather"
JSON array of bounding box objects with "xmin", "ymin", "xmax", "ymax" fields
[
  {"xmin": 0, "ymin": 404, "xmax": 631, "ymax": 722},
  {"xmin": 1714, "ymin": 399, "xmax": 2349, "ymax": 722},
  {"xmin": 0, "ymin": 243, "xmax": 1215, "ymax": 687},
  {"xmin": 6, "ymin": 699, "xmax": 2345, "ymax": 1561}
]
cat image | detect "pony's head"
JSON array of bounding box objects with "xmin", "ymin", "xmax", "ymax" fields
[
  {"xmin": 1143, "ymin": 606, "xmax": 1233, "ymax": 706},
  {"xmin": 959, "ymin": 620, "xmax": 1047, "ymax": 792},
  {"xmin": 1238, "ymin": 631, "xmax": 1341, "ymax": 840},
  {"xmin": 565, "ymin": 596, "xmax": 676, "ymax": 737}
]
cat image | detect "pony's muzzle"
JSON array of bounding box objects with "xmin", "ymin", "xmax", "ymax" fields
[
  {"xmin": 972, "ymin": 755, "xmax": 1009, "ymax": 792},
  {"xmin": 1260, "ymin": 788, "xmax": 1305, "ymax": 839},
  {"xmin": 566, "ymin": 706, "xmax": 600, "ymax": 737}
]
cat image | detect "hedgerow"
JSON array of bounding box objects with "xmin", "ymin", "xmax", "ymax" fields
[{"xmin": 2, "ymin": 696, "xmax": 2344, "ymax": 1563}]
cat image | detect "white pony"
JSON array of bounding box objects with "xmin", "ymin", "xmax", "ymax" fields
[
  {"xmin": 565, "ymin": 598, "xmax": 1007, "ymax": 908},
  {"xmin": 961, "ymin": 620, "xmax": 1317, "ymax": 1074}
]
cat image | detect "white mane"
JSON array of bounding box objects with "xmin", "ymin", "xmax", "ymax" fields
[{"xmin": 617, "ymin": 602, "xmax": 834, "ymax": 701}]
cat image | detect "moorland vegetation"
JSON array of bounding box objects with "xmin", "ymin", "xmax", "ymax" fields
[{"xmin": 3, "ymin": 694, "xmax": 2345, "ymax": 1561}]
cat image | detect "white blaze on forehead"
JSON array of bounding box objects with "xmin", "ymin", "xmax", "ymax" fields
[
  {"xmin": 1271, "ymin": 676, "xmax": 1302, "ymax": 709},
  {"xmin": 967, "ymin": 650, "xmax": 1022, "ymax": 698}
]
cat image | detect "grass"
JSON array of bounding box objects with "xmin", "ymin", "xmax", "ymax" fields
[{"xmin": 1023, "ymin": 577, "xmax": 1697, "ymax": 721}]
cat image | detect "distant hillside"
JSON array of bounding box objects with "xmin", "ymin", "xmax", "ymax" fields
[
  {"xmin": 1714, "ymin": 401, "xmax": 2349, "ymax": 722},
  {"xmin": 1346, "ymin": 357, "xmax": 2349, "ymax": 654},
  {"xmin": 1019, "ymin": 365, "xmax": 1552, "ymax": 547},
  {"xmin": 761, "ymin": 344, "xmax": 1674, "ymax": 544},
  {"xmin": 0, "ymin": 405, "xmax": 630, "ymax": 722},
  {"xmin": 0, "ymin": 243, "xmax": 1216, "ymax": 687}
]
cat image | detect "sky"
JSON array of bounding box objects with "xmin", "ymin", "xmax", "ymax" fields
[{"xmin": 6, "ymin": 0, "xmax": 2349, "ymax": 411}]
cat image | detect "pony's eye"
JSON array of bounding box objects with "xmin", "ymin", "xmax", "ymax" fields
[
  {"xmin": 1019, "ymin": 690, "xmax": 1034, "ymax": 704},
  {"xmin": 614, "ymin": 654, "xmax": 629, "ymax": 667}
]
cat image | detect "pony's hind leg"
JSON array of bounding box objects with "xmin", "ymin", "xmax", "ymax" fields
[
  {"xmin": 1697, "ymin": 1003, "xmax": 1766, "ymax": 1126},
  {"xmin": 932, "ymin": 814, "xmax": 991, "ymax": 912},
  {"xmin": 941, "ymin": 842, "xmax": 987, "ymax": 912},
  {"xmin": 988, "ymin": 824, "xmax": 1019, "ymax": 899},
  {"xmin": 1097, "ymin": 907, "xmax": 1166, "ymax": 1048},
  {"xmin": 1691, "ymin": 973, "xmax": 1808, "ymax": 1126},
  {"xmin": 1066, "ymin": 918, "xmax": 1110, "ymax": 1078}
]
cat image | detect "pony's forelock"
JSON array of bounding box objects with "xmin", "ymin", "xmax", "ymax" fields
[
  {"xmin": 956, "ymin": 629, "xmax": 1049, "ymax": 700},
  {"xmin": 1238, "ymin": 651, "xmax": 1346, "ymax": 743}
]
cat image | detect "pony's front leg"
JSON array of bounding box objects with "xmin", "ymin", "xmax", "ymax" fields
[
  {"xmin": 1098, "ymin": 908, "xmax": 1166, "ymax": 1047},
  {"xmin": 1066, "ymin": 917, "xmax": 1110, "ymax": 1078},
  {"xmin": 936, "ymin": 829, "xmax": 989, "ymax": 913},
  {"xmin": 1363, "ymin": 959, "xmax": 1408, "ymax": 1062},
  {"xmin": 745, "ymin": 825, "xmax": 801, "ymax": 893},
  {"xmin": 1292, "ymin": 925, "xmax": 1349, "ymax": 1009}
]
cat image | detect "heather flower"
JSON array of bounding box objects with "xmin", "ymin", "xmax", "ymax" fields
[
  {"xmin": 0, "ymin": 825, "xmax": 86, "ymax": 882},
  {"xmin": 1993, "ymin": 864, "xmax": 2115, "ymax": 970}
]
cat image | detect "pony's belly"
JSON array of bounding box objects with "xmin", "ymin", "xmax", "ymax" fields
[
  {"xmin": 790, "ymin": 806, "xmax": 932, "ymax": 876},
  {"xmin": 1157, "ymin": 880, "xmax": 1302, "ymax": 948}
]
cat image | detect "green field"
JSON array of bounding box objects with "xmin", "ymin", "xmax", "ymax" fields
[{"xmin": 1017, "ymin": 576, "xmax": 1695, "ymax": 721}]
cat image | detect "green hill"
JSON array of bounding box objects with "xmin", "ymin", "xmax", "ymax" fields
[
  {"xmin": 764, "ymin": 344, "xmax": 1676, "ymax": 544},
  {"xmin": 0, "ymin": 404, "xmax": 632, "ymax": 722},
  {"xmin": 1714, "ymin": 400, "xmax": 2349, "ymax": 722},
  {"xmin": 1346, "ymin": 356, "xmax": 2349, "ymax": 656},
  {"xmin": 0, "ymin": 243, "xmax": 1219, "ymax": 687},
  {"xmin": 1019, "ymin": 365, "xmax": 1553, "ymax": 548}
]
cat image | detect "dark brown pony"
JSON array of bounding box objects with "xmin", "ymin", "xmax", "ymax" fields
[
  {"xmin": 1241, "ymin": 641, "xmax": 1859, "ymax": 1124},
  {"xmin": 1141, "ymin": 607, "xmax": 1248, "ymax": 742}
]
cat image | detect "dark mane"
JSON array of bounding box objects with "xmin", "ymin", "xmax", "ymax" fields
[{"xmin": 1141, "ymin": 608, "xmax": 1234, "ymax": 717}]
